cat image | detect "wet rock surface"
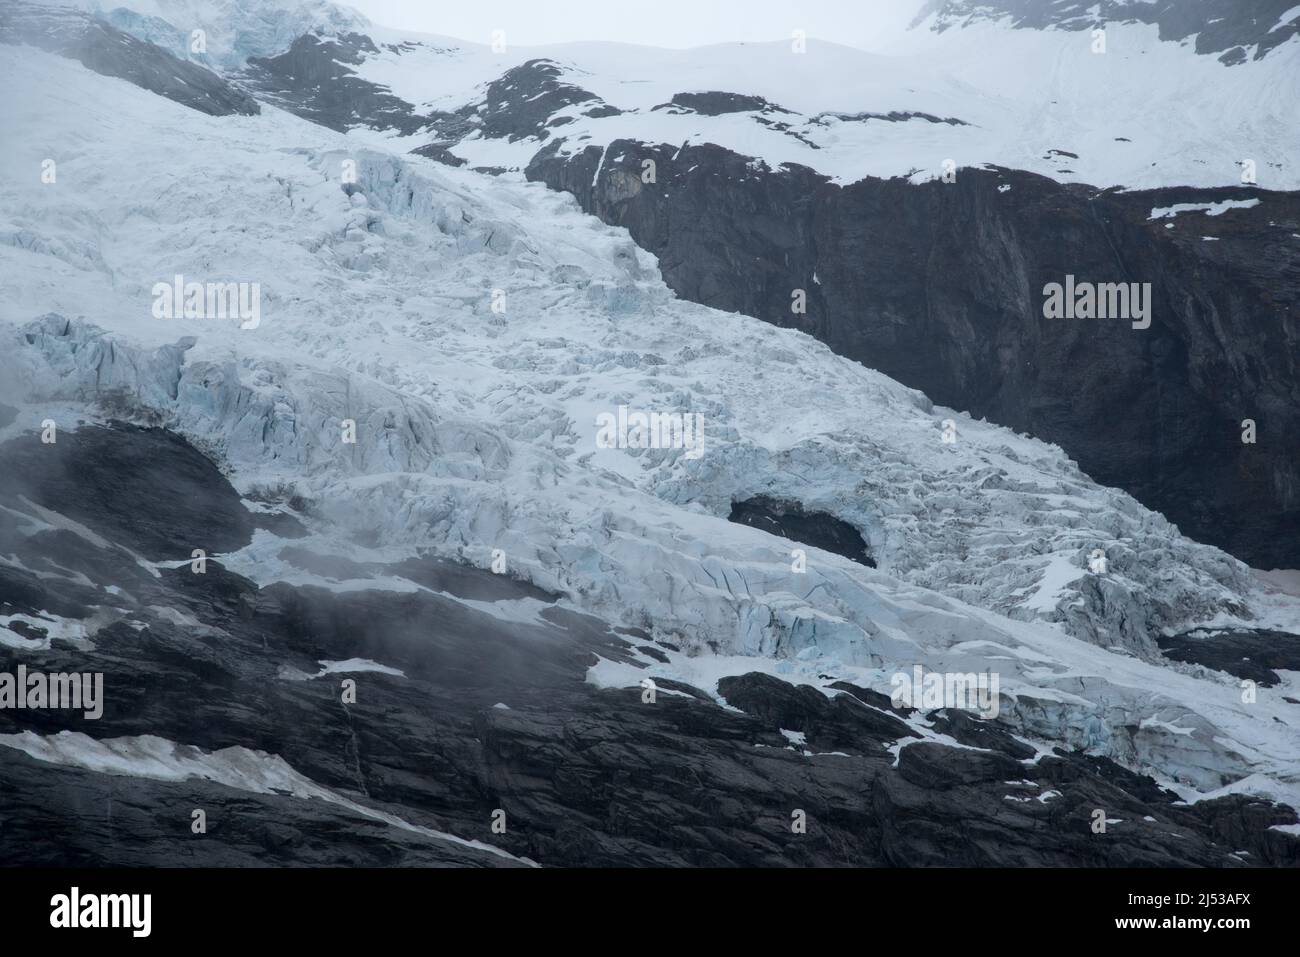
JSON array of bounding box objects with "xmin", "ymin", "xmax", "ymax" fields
[
  {"xmin": 1, "ymin": 424, "xmax": 1296, "ymax": 867},
  {"xmin": 658, "ymin": 92, "xmax": 786, "ymax": 116}
]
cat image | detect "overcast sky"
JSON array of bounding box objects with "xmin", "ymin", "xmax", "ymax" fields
[{"xmin": 346, "ymin": 0, "xmax": 925, "ymax": 51}]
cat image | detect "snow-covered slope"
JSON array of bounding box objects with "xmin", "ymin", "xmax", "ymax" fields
[
  {"xmin": 33, "ymin": 0, "xmax": 1296, "ymax": 189},
  {"xmin": 2, "ymin": 43, "xmax": 1298, "ymax": 814}
]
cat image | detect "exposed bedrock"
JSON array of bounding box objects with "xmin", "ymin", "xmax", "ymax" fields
[
  {"xmin": 1158, "ymin": 627, "xmax": 1300, "ymax": 688},
  {"xmin": 728, "ymin": 495, "xmax": 875, "ymax": 568}
]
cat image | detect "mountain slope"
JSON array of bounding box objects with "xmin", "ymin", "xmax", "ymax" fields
[
  {"xmin": 28, "ymin": 2, "xmax": 1300, "ymax": 567},
  {"xmin": 212, "ymin": 7, "xmax": 1299, "ymax": 568},
  {"xmin": 2, "ymin": 41, "xmax": 1300, "ymax": 869}
]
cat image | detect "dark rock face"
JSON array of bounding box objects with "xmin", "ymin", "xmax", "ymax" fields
[
  {"xmin": 410, "ymin": 143, "xmax": 468, "ymax": 167},
  {"xmin": 914, "ymin": 0, "xmax": 1300, "ymax": 62},
  {"xmin": 658, "ymin": 92, "xmax": 786, "ymax": 116},
  {"xmin": 243, "ymin": 32, "xmax": 430, "ymax": 134},
  {"xmin": 528, "ymin": 141, "xmax": 1300, "ymax": 568},
  {"xmin": 0, "ymin": 2, "xmax": 259, "ymax": 116},
  {"xmin": 1, "ymin": 749, "xmax": 524, "ymax": 868},
  {"xmin": 0, "ymin": 425, "xmax": 254, "ymax": 559},
  {"xmin": 927, "ymin": 708, "xmax": 1037, "ymax": 759},
  {"xmin": 480, "ymin": 60, "xmax": 618, "ymax": 141},
  {"xmin": 728, "ymin": 496, "xmax": 875, "ymax": 568},
  {"xmin": 718, "ymin": 673, "xmax": 915, "ymax": 751},
  {"xmin": 1158, "ymin": 628, "xmax": 1300, "ymax": 687},
  {"xmin": 818, "ymin": 110, "xmax": 968, "ymax": 126},
  {"xmin": 897, "ymin": 741, "xmax": 1025, "ymax": 788},
  {"xmin": 3, "ymin": 423, "xmax": 1296, "ymax": 867}
]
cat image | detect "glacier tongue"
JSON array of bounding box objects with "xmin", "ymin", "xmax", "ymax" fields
[{"xmin": 1, "ymin": 43, "xmax": 1298, "ymax": 810}]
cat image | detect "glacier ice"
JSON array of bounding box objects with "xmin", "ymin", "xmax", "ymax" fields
[{"xmin": 1, "ymin": 42, "xmax": 1298, "ymax": 812}]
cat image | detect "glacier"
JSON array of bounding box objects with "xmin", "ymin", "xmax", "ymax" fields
[{"xmin": 0, "ymin": 38, "xmax": 1298, "ymax": 839}]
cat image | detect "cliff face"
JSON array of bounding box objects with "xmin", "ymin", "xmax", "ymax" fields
[
  {"xmin": 528, "ymin": 141, "xmax": 1300, "ymax": 567},
  {"xmin": 244, "ymin": 32, "xmax": 430, "ymax": 134}
]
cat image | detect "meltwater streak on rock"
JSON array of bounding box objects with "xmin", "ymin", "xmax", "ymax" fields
[{"xmin": 0, "ymin": 748, "xmax": 525, "ymax": 867}]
